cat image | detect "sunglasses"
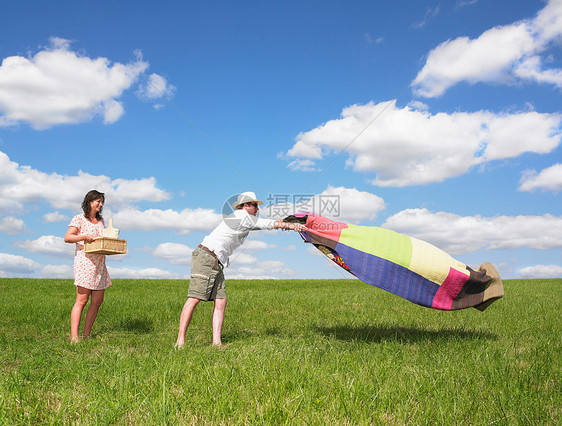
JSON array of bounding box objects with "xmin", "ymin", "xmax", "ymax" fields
[{"xmin": 245, "ymin": 202, "xmax": 258, "ymax": 208}]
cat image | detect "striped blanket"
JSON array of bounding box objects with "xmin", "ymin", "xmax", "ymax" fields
[{"xmin": 285, "ymin": 213, "xmax": 503, "ymax": 311}]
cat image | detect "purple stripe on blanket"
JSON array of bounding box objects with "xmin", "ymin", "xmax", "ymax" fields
[{"xmin": 335, "ymin": 243, "xmax": 439, "ymax": 308}]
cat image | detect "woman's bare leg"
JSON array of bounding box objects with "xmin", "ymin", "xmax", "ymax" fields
[
  {"xmin": 82, "ymin": 289, "xmax": 105, "ymax": 339},
  {"xmin": 71, "ymin": 286, "xmax": 91, "ymax": 342}
]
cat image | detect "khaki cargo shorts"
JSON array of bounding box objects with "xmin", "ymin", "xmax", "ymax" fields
[{"xmin": 188, "ymin": 246, "xmax": 225, "ymax": 301}]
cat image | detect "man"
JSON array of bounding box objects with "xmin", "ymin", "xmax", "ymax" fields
[{"xmin": 175, "ymin": 191, "xmax": 304, "ymax": 348}]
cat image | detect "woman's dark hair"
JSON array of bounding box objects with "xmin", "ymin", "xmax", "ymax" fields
[{"xmin": 82, "ymin": 190, "xmax": 105, "ymax": 220}]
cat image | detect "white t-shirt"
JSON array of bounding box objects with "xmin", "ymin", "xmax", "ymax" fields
[{"xmin": 200, "ymin": 209, "xmax": 275, "ymax": 266}]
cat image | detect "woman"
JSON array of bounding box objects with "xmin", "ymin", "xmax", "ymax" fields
[{"xmin": 64, "ymin": 190, "xmax": 111, "ymax": 342}]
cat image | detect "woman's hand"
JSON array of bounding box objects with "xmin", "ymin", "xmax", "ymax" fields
[
  {"xmin": 82, "ymin": 235, "xmax": 96, "ymax": 243},
  {"xmin": 64, "ymin": 226, "xmax": 96, "ymax": 244}
]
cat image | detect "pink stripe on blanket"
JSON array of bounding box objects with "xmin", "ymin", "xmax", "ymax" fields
[
  {"xmin": 432, "ymin": 268, "xmax": 470, "ymax": 310},
  {"xmin": 305, "ymin": 213, "xmax": 347, "ymax": 242}
]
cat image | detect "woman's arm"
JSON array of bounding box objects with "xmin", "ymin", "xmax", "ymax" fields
[{"xmin": 64, "ymin": 226, "xmax": 95, "ymax": 244}]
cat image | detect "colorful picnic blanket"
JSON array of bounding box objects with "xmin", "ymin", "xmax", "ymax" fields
[{"xmin": 285, "ymin": 213, "xmax": 503, "ymax": 311}]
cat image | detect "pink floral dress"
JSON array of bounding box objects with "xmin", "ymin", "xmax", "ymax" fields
[{"xmin": 69, "ymin": 215, "xmax": 112, "ymax": 290}]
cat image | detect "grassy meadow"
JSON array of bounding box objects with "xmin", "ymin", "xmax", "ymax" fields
[{"xmin": 0, "ymin": 277, "xmax": 560, "ymax": 424}]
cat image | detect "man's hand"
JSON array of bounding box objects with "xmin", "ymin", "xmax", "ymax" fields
[{"xmin": 274, "ymin": 220, "xmax": 307, "ymax": 232}]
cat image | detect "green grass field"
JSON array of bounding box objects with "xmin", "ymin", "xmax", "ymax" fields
[{"xmin": 0, "ymin": 277, "xmax": 560, "ymax": 424}]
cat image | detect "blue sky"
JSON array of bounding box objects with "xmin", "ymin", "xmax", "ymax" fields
[{"xmin": 1, "ymin": 0, "xmax": 561, "ymax": 280}]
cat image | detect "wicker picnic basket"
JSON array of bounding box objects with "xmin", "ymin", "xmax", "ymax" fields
[{"xmin": 84, "ymin": 237, "xmax": 127, "ymax": 255}]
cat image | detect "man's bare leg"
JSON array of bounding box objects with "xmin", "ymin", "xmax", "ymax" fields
[
  {"xmin": 212, "ymin": 298, "xmax": 227, "ymax": 347},
  {"xmin": 175, "ymin": 297, "xmax": 200, "ymax": 348}
]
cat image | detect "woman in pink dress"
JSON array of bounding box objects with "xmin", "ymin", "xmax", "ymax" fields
[{"xmin": 64, "ymin": 190, "xmax": 111, "ymax": 342}]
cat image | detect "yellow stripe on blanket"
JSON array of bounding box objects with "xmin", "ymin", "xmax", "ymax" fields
[
  {"xmin": 408, "ymin": 237, "xmax": 469, "ymax": 285},
  {"xmin": 340, "ymin": 225, "xmax": 413, "ymax": 269}
]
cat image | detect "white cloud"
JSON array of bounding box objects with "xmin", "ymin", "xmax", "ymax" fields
[
  {"xmin": 243, "ymin": 240, "xmax": 276, "ymax": 250},
  {"xmin": 0, "ymin": 197, "xmax": 23, "ymax": 215},
  {"xmin": 286, "ymin": 102, "xmax": 561, "ymax": 187},
  {"xmin": 42, "ymin": 264, "xmax": 74, "ymax": 278},
  {"xmin": 518, "ymin": 264, "xmax": 562, "ymax": 278},
  {"xmin": 364, "ymin": 33, "xmax": 384, "ymax": 45},
  {"xmin": 407, "ymin": 100, "xmax": 429, "ymax": 111},
  {"xmin": 263, "ymin": 185, "xmax": 385, "ymax": 224},
  {"xmin": 151, "ymin": 240, "xmax": 274, "ymax": 268},
  {"xmin": 314, "ymin": 185, "xmax": 385, "ymax": 223},
  {"xmin": 110, "ymin": 177, "xmax": 171, "ymax": 206},
  {"xmin": 108, "ymin": 266, "xmax": 181, "ymax": 279},
  {"xmin": 0, "ymin": 149, "xmax": 170, "ymax": 211},
  {"xmin": 229, "ymin": 252, "xmax": 258, "ymax": 265},
  {"xmin": 513, "ymin": 55, "xmax": 562, "ymax": 88},
  {"xmin": 287, "ymin": 159, "xmax": 316, "ymax": 172},
  {"xmin": 534, "ymin": 0, "xmax": 562, "ymax": 43},
  {"xmin": 152, "ymin": 242, "xmax": 193, "ymax": 265},
  {"xmin": 13, "ymin": 235, "xmax": 74, "ymax": 257},
  {"xmin": 113, "ymin": 206, "xmax": 222, "ymax": 234},
  {"xmin": 383, "ymin": 208, "xmax": 562, "ymax": 255},
  {"xmin": 456, "ymin": 0, "xmax": 479, "ymax": 8},
  {"xmin": 0, "ymin": 37, "xmax": 149, "ymax": 129},
  {"xmin": 413, "ymin": 0, "xmax": 562, "ymax": 97},
  {"xmin": 137, "ymin": 73, "xmax": 176, "ymax": 100},
  {"xmin": 519, "ymin": 163, "xmax": 562, "ymax": 192},
  {"xmin": 226, "ymin": 259, "xmax": 294, "ymax": 279},
  {"xmin": 412, "ymin": 6, "xmax": 440, "ymax": 29},
  {"xmin": 224, "ymin": 260, "xmax": 294, "ymax": 280},
  {"xmin": 102, "ymin": 99, "xmax": 125, "ymax": 124},
  {"xmin": 483, "ymin": 111, "xmax": 562, "ymax": 160},
  {"xmin": 0, "ymin": 252, "xmax": 40, "ymax": 275},
  {"xmin": 0, "ymin": 216, "xmax": 28, "ymax": 234},
  {"xmin": 224, "ymin": 271, "xmax": 278, "ymax": 280},
  {"xmin": 44, "ymin": 212, "xmax": 69, "ymax": 223},
  {"xmin": 259, "ymin": 260, "xmax": 291, "ymax": 272}
]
